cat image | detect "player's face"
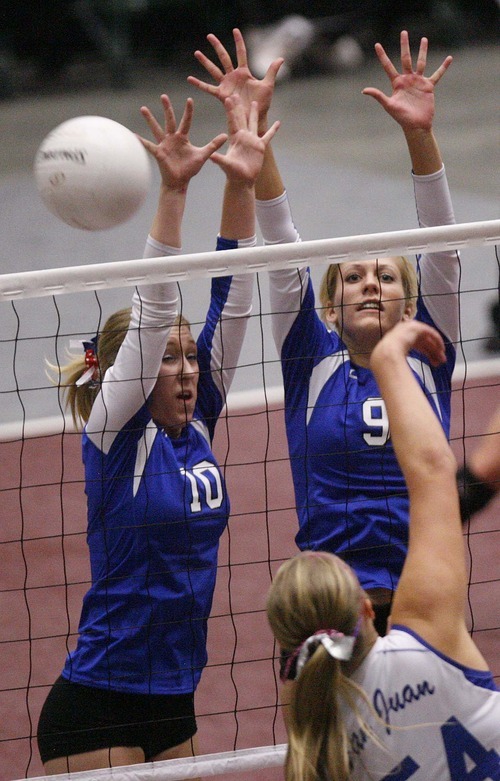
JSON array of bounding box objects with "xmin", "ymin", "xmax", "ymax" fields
[
  {"xmin": 325, "ymin": 258, "xmax": 413, "ymax": 363},
  {"xmin": 148, "ymin": 325, "xmax": 199, "ymax": 438}
]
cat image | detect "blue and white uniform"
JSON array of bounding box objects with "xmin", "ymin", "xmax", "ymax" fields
[
  {"xmin": 258, "ymin": 168, "xmax": 459, "ymax": 592},
  {"xmin": 62, "ymin": 235, "xmax": 253, "ymax": 695},
  {"xmin": 347, "ymin": 626, "xmax": 500, "ymax": 780}
]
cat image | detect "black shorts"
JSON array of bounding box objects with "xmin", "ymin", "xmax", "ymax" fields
[{"xmin": 37, "ymin": 676, "xmax": 197, "ymax": 764}]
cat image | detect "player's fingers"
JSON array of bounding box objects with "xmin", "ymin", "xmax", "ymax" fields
[
  {"xmin": 140, "ymin": 104, "xmax": 166, "ymax": 143},
  {"xmin": 136, "ymin": 135, "xmax": 158, "ymax": 156},
  {"xmin": 232, "ymin": 28, "xmax": 248, "ymax": 68},
  {"xmin": 187, "ymin": 76, "xmax": 218, "ymax": 97},
  {"xmin": 261, "ymin": 119, "xmax": 281, "ymax": 146},
  {"xmin": 206, "ymin": 33, "xmax": 234, "ymax": 73},
  {"xmin": 400, "ymin": 30, "xmax": 413, "ymax": 74},
  {"xmin": 209, "ymin": 152, "xmax": 229, "ymax": 175},
  {"xmin": 223, "ymin": 95, "xmax": 241, "ymax": 136},
  {"xmin": 161, "ymin": 94, "xmax": 178, "ymax": 135},
  {"xmin": 429, "ymin": 55, "xmax": 453, "ymax": 85},
  {"xmin": 374, "ymin": 42, "xmax": 399, "ymax": 81},
  {"xmin": 415, "ymin": 36, "xmax": 428, "ymax": 74},
  {"xmin": 193, "ymin": 50, "xmax": 224, "ymax": 83},
  {"xmin": 362, "ymin": 87, "xmax": 390, "ymax": 109},
  {"xmin": 177, "ymin": 98, "xmax": 194, "ymax": 136},
  {"xmin": 263, "ymin": 58, "xmax": 285, "ymax": 85},
  {"xmin": 425, "ymin": 331, "xmax": 446, "ymax": 366},
  {"xmin": 201, "ymin": 133, "xmax": 228, "ymax": 159},
  {"xmin": 407, "ymin": 322, "xmax": 446, "ymax": 365}
]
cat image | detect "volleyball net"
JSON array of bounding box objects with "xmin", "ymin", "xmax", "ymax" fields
[{"xmin": 2, "ymin": 221, "xmax": 499, "ymax": 781}]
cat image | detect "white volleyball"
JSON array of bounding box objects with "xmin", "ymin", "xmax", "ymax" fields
[{"xmin": 34, "ymin": 115, "xmax": 151, "ymax": 230}]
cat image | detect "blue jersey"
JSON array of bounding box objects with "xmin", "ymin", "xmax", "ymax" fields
[
  {"xmin": 62, "ymin": 237, "xmax": 253, "ymax": 695},
  {"xmin": 348, "ymin": 627, "xmax": 500, "ymax": 780},
  {"xmin": 260, "ymin": 168, "xmax": 460, "ymax": 591}
]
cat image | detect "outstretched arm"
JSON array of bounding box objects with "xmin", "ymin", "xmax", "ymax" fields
[
  {"xmin": 138, "ymin": 95, "xmax": 227, "ymax": 247},
  {"xmin": 88, "ymin": 96, "xmax": 227, "ymax": 448},
  {"xmin": 363, "ymin": 30, "xmax": 452, "ymax": 175},
  {"xmin": 194, "ymin": 93, "xmax": 280, "ymax": 419},
  {"xmin": 211, "ymin": 93, "xmax": 280, "ymax": 239},
  {"xmin": 365, "ymin": 31, "xmax": 459, "ymax": 349},
  {"xmin": 370, "ymin": 322, "xmax": 488, "ymax": 670},
  {"xmin": 188, "ymin": 27, "xmax": 289, "ymax": 206},
  {"xmin": 190, "ymin": 29, "xmax": 314, "ymax": 362}
]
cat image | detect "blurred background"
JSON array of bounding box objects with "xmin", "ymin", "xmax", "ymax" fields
[{"xmin": 0, "ymin": 1, "xmax": 498, "ymax": 97}]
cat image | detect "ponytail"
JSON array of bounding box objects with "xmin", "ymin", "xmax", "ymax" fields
[
  {"xmin": 267, "ymin": 551, "xmax": 379, "ymax": 781},
  {"xmin": 46, "ymin": 307, "xmax": 131, "ymax": 427}
]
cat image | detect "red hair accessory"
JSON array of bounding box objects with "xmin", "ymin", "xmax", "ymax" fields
[{"xmin": 75, "ymin": 337, "xmax": 99, "ymax": 387}]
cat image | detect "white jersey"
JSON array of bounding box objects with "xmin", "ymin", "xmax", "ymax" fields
[{"xmin": 347, "ymin": 626, "xmax": 500, "ymax": 780}]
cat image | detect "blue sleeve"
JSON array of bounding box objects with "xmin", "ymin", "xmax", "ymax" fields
[
  {"xmin": 279, "ymin": 273, "xmax": 340, "ymax": 406},
  {"xmin": 195, "ymin": 236, "xmax": 252, "ymax": 440},
  {"xmin": 216, "ymin": 236, "xmax": 239, "ymax": 252}
]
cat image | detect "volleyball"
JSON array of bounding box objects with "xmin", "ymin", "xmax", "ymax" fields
[{"xmin": 33, "ymin": 115, "xmax": 151, "ymax": 231}]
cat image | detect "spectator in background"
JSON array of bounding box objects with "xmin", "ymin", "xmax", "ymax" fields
[
  {"xmin": 227, "ymin": 0, "xmax": 499, "ymax": 81},
  {"xmin": 1, "ymin": 1, "xmax": 498, "ymax": 95},
  {"xmin": 0, "ymin": 0, "xmax": 134, "ymax": 90},
  {"xmin": 240, "ymin": 1, "xmax": 369, "ymax": 80}
]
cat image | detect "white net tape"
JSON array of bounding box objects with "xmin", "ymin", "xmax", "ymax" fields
[
  {"xmin": 1, "ymin": 220, "xmax": 499, "ymax": 302},
  {"xmin": 12, "ymin": 745, "xmax": 287, "ymax": 781}
]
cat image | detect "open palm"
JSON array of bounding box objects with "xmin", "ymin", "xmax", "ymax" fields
[
  {"xmin": 211, "ymin": 95, "xmax": 279, "ymax": 183},
  {"xmin": 138, "ymin": 94, "xmax": 227, "ymax": 188},
  {"xmin": 363, "ymin": 31, "xmax": 452, "ymax": 132},
  {"xmin": 188, "ymin": 28, "xmax": 282, "ymax": 125}
]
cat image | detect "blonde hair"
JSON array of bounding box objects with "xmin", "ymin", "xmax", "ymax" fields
[
  {"xmin": 318, "ymin": 257, "xmax": 418, "ymax": 324},
  {"xmin": 47, "ymin": 309, "xmax": 190, "ymax": 428},
  {"xmin": 267, "ymin": 551, "xmax": 377, "ymax": 781}
]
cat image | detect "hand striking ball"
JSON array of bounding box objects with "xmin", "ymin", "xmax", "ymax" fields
[{"xmin": 34, "ymin": 116, "xmax": 151, "ymax": 231}]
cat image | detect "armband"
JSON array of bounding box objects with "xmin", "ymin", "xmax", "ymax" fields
[{"xmin": 457, "ymin": 464, "xmax": 496, "ymax": 522}]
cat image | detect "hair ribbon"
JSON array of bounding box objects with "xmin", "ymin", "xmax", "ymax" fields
[
  {"xmin": 285, "ymin": 627, "xmax": 357, "ymax": 681},
  {"xmin": 70, "ymin": 336, "xmax": 99, "ymax": 387}
]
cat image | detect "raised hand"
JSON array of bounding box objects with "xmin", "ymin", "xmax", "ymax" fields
[
  {"xmin": 362, "ymin": 30, "xmax": 453, "ymax": 132},
  {"xmin": 187, "ymin": 28, "xmax": 283, "ymax": 130},
  {"xmin": 211, "ymin": 94, "xmax": 280, "ymax": 183},
  {"xmin": 372, "ymin": 320, "xmax": 447, "ymax": 370},
  {"xmin": 138, "ymin": 94, "xmax": 227, "ymax": 190}
]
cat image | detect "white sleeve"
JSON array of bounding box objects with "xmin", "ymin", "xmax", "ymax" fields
[
  {"xmin": 413, "ymin": 166, "xmax": 460, "ymax": 343},
  {"xmin": 257, "ymin": 191, "xmax": 310, "ymax": 351},
  {"xmin": 210, "ymin": 235, "xmax": 255, "ymax": 397},
  {"xmin": 256, "ymin": 190, "xmax": 301, "ymax": 245},
  {"xmin": 86, "ymin": 236, "xmax": 179, "ymax": 452}
]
